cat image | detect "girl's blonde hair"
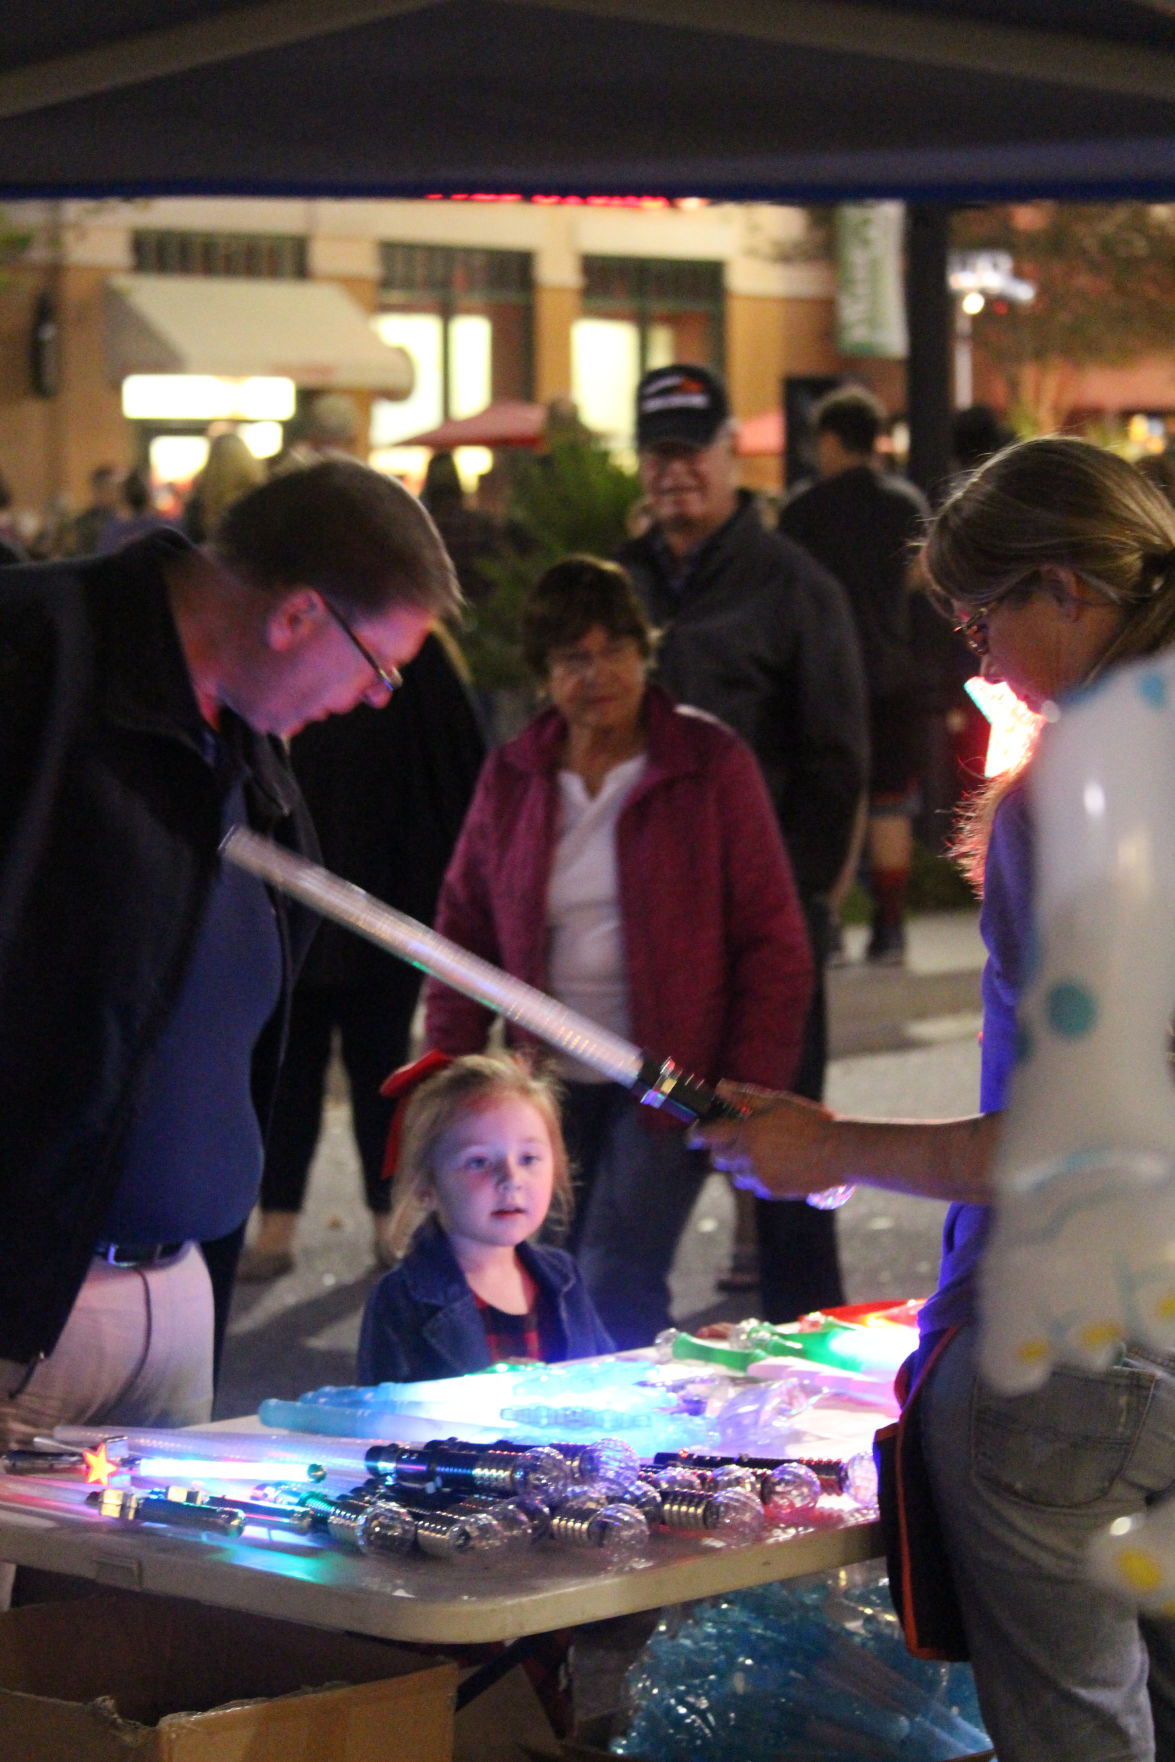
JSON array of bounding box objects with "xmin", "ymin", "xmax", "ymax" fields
[
  {"xmin": 384, "ymin": 1054, "xmax": 572, "ymax": 1260},
  {"xmin": 922, "ymin": 436, "xmax": 1175, "ymax": 886}
]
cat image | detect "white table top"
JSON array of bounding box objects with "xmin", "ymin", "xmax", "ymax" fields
[{"xmin": 0, "ymin": 1429, "xmax": 883, "ymax": 1644}]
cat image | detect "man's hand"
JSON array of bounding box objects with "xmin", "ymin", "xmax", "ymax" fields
[{"xmin": 691, "ymin": 1085, "xmax": 837, "ymax": 1200}]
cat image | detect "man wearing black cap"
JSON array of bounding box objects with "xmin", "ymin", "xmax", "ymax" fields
[{"xmin": 618, "ymin": 364, "xmax": 868, "ymax": 1322}]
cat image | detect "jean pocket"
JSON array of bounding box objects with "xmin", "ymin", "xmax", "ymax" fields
[{"xmin": 972, "ymin": 1363, "xmax": 1155, "ymax": 1509}]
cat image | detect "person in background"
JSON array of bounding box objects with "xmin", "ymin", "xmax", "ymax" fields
[
  {"xmin": 425, "ymin": 556, "xmax": 812, "ymax": 1349},
  {"xmin": 278, "ymin": 391, "xmax": 363, "ymax": 470},
  {"xmin": 618, "ymin": 364, "xmax": 868, "ymax": 1325},
  {"xmin": 239, "ymin": 628, "xmax": 486, "ymax": 1278},
  {"xmin": 950, "ymin": 403, "xmax": 1015, "ymax": 478},
  {"xmin": 95, "ymin": 468, "xmax": 169, "ymax": 553},
  {"xmin": 699, "ymin": 436, "xmax": 1175, "ymax": 1762},
  {"xmin": 358, "ymin": 1054, "xmax": 611, "ymax": 1383},
  {"xmin": 780, "ymin": 385, "xmax": 928, "ymax": 965},
  {"xmin": 65, "ymin": 464, "xmax": 120, "ymax": 555},
  {"xmin": 183, "ymin": 432, "xmax": 265, "ymax": 544},
  {"xmin": 0, "ymin": 460, "xmax": 460, "ymax": 1452},
  {"xmin": 420, "ymin": 450, "xmax": 503, "ymax": 604},
  {"xmin": 0, "ymin": 471, "xmax": 26, "ymax": 562}
]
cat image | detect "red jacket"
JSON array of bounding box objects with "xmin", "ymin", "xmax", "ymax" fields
[{"xmin": 424, "ymin": 684, "xmax": 813, "ymax": 1096}]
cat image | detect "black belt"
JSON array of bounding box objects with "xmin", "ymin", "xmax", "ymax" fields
[{"xmin": 93, "ymin": 1241, "xmax": 186, "ymax": 1269}]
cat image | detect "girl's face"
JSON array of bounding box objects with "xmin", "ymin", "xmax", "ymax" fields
[{"xmin": 428, "ymin": 1095, "xmax": 556, "ymax": 1257}]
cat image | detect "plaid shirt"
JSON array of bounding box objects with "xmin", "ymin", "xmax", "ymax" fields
[{"xmin": 473, "ymin": 1267, "xmax": 561, "ymax": 1365}]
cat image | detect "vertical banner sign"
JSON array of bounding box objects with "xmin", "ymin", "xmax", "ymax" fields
[{"xmin": 836, "ymin": 202, "xmax": 909, "ymax": 358}]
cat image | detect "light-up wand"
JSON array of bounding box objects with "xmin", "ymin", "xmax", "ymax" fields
[{"xmin": 221, "ymin": 827, "xmax": 850, "ymax": 1208}]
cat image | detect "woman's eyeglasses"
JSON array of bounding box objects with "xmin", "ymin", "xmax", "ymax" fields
[
  {"xmin": 322, "ymin": 599, "xmax": 402, "ymax": 695},
  {"xmin": 953, "ymin": 606, "xmax": 993, "ymax": 658}
]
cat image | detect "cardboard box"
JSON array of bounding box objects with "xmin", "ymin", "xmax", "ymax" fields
[{"xmin": 0, "ymin": 1590, "xmax": 457, "ymax": 1762}]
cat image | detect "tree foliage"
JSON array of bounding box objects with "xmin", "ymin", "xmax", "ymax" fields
[
  {"xmin": 461, "ymin": 438, "xmax": 641, "ymax": 691},
  {"xmin": 953, "ymin": 203, "xmax": 1175, "ymax": 430}
]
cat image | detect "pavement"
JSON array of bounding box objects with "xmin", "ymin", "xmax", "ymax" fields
[{"xmin": 214, "ymin": 910, "xmax": 986, "ymax": 1420}]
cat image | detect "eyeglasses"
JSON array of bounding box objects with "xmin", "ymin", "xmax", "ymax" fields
[
  {"xmin": 548, "ymin": 636, "xmax": 642, "ymax": 681},
  {"xmin": 953, "ymin": 606, "xmax": 994, "ymax": 659},
  {"xmin": 322, "ymin": 599, "xmax": 402, "ymax": 695},
  {"xmin": 952, "ymin": 581, "xmax": 1028, "ymax": 658}
]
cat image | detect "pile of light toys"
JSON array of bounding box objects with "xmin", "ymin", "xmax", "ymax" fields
[
  {"xmin": 249, "ymin": 1305, "xmax": 917, "ymax": 1464},
  {"xmin": 0, "ymin": 1429, "xmax": 878, "ymax": 1570}
]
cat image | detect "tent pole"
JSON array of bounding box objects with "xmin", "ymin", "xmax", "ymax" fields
[{"xmin": 905, "ymin": 204, "xmax": 953, "ymax": 501}]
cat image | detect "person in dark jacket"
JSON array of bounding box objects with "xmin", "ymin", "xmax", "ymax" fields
[
  {"xmin": 618, "ymin": 365, "xmax": 869, "ymax": 1324},
  {"xmin": 0, "ymin": 461, "xmax": 460, "ymax": 1451},
  {"xmin": 240, "ymin": 631, "xmax": 486, "ymax": 1279},
  {"xmin": 780, "ymin": 385, "xmax": 929, "ymax": 964},
  {"xmin": 358, "ymin": 1055, "xmax": 612, "ymax": 1383}
]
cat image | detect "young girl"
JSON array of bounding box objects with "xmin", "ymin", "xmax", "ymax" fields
[{"xmin": 357, "ymin": 1054, "xmax": 613, "ymax": 1384}]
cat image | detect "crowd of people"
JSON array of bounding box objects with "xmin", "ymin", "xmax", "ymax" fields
[{"xmin": 5, "ymin": 362, "xmax": 1171, "ymax": 1759}]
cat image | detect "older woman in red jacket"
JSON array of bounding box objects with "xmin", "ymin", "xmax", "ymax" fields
[{"xmin": 425, "ymin": 557, "xmax": 812, "ymax": 1347}]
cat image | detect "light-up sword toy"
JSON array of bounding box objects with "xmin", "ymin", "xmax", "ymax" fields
[{"xmin": 221, "ymin": 827, "xmax": 851, "ymax": 1208}]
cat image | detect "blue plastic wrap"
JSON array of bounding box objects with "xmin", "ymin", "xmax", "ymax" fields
[{"xmin": 611, "ymin": 1566, "xmax": 991, "ymax": 1761}]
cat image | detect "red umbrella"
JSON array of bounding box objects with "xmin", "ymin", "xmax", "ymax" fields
[
  {"xmin": 398, "ymin": 400, "xmax": 547, "ymax": 450},
  {"xmin": 736, "ymin": 409, "xmax": 785, "ymax": 457}
]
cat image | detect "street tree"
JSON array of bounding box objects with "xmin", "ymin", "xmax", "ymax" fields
[{"xmin": 953, "ymin": 203, "xmax": 1175, "ymax": 432}]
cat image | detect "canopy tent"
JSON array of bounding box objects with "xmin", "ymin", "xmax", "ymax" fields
[
  {"xmin": 106, "ymin": 275, "xmax": 414, "ymax": 391},
  {"xmin": 3, "ymin": 1, "xmax": 1175, "ymax": 203}
]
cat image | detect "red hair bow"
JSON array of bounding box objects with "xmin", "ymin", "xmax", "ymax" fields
[{"xmin": 379, "ymin": 1049, "xmax": 453, "ymax": 1180}]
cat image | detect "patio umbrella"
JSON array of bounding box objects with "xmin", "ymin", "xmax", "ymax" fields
[
  {"xmin": 398, "ymin": 400, "xmax": 547, "ymax": 450},
  {"xmin": 736, "ymin": 410, "xmax": 785, "ymax": 457}
]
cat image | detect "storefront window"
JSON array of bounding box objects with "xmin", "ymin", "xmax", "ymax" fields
[
  {"xmin": 572, "ymin": 318, "xmax": 675, "ymax": 448},
  {"xmin": 372, "ymin": 243, "xmax": 532, "ymax": 453},
  {"xmin": 133, "ymin": 231, "xmax": 307, "ymax": 278},
  {"xmin": 574, "ymin": 255, "xmax": 723, "ymax": 449}
]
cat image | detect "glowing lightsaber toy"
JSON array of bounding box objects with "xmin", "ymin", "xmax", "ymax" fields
[
  {"xmin": 221, "ymin": 828, "xmax": 851, "ymax": 1208},
  {"xmin": 129, "ymin": 1458, "xmax": 326, "ymax": 1484}
]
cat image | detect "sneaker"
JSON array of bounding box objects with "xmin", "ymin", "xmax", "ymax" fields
[{"xmin": 865, "ymin": 923, "xmax": 907, "ymax": 966}]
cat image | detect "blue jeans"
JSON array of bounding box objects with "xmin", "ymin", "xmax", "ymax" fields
[
  {"xmin": 921, "ymin": 1323, "xmax": 1175, "ymax": 1761},
  {"xmin": 561, "ymin": 1083, "xmax": 709, "ymax": 1351}
]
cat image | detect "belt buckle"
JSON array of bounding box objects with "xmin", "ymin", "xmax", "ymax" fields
[{"xmin": 97, "ymin": 1242, "xmax": 178, "ymax": 1268}]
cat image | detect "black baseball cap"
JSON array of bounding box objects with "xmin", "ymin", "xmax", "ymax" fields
[{"xmin": 635, "ymin": 364, "xmax": 730, "ymax": 449}]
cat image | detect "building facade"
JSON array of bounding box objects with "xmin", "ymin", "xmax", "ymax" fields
[{"xmin": 0, "ymin": 194, "xmax": 851, "ymax": 524}]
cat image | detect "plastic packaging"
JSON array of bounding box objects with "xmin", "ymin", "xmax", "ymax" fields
[{"xmin": 611, "ymin": 1565, "xmax": 991, "ymax": 1761}]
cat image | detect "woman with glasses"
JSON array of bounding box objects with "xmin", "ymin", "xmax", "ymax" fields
[
  {"xmin": 700, "ymin": 435, "xmax": 1175, "ymax": 1762},
  {"xmin": 421, "ymin": 555, "xmax": 813, "ymax": 1349}
]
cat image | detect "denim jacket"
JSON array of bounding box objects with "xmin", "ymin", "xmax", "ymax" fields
[{"xmin": 357, "ymin": 1217, "xmax": 613, "ymax": 1384}]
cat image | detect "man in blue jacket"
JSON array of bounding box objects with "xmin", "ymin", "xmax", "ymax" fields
[{"xmin": 0, "ymin": 460, "xmax": 459, "ymax": 1450}]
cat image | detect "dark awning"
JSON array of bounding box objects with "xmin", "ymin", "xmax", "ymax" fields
[{"xmin": 3, "ymin": 1, "xmax": 1175, "ymax": 203}]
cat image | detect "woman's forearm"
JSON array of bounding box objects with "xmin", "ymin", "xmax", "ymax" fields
[
  {"xmin": 698, "ymin": 1093, "xmax": 1000, "ymax": 1207},
  {"xmin": 817, "ymin": 1111, "xmax": 997, "ymax": 1204}
]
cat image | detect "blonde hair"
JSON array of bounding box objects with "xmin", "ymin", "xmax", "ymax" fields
[
  {"xmin": 198, "ymin": 432, "xmax": 265, "ymax": 537},
  {"xmin": 922, "ymin": 436, "xmax": 1175, "ymax": 886},
  {"xmin": 385, "ymin": 1054, "xmax": 572, "ymax": 1260}
]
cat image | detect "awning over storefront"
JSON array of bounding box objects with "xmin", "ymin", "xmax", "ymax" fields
[{"xmin": 105, "ymin": 275, "xmax": 414, "ymax": 395}]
